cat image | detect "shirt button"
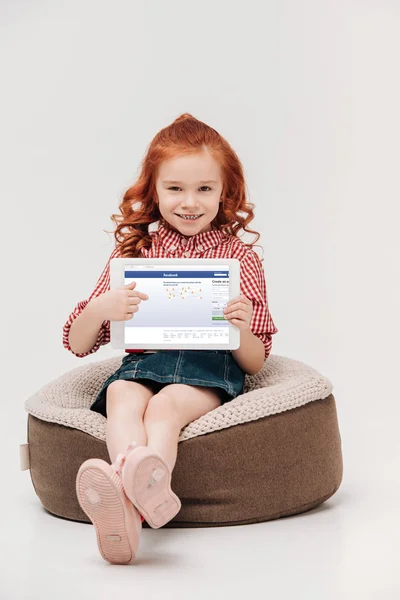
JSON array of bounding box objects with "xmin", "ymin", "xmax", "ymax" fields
[
  {"xmin": 198, "ymin": 244, "xmax": 203, "ymax": 251},
  {"xmin": 183, "ymin": 251, "xmax": 190, "ymax": 257},
  {"xmin": 181, "ymin": 238, "xmax": 188, "ymax": 246},
  {"xmin": 170, "ymin": 245, "xmax": 176, "ymax": 251}
]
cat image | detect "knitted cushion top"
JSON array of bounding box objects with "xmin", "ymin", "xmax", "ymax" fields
[{"xmin": 24, "ymin": 354, "xmax": 333, "ymax": 443}]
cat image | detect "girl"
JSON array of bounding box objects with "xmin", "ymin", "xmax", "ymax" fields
[{"xmin": 63, "ymin": 113, "xmax": 278, "ymax": 565}]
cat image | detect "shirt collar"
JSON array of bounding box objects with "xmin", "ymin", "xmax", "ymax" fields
[{"xmin": 154, "ymin": 222, "xmax": 226, "ymax": 253}]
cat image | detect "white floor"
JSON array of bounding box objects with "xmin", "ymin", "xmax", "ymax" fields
[{"xmin": 3, "ymin": 403, "xmax": 399, "ymax": 600}]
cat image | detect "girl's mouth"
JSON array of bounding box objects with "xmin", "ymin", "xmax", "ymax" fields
[{"xmin": 175, "ymin": 214, "xmax": 203, "ymax": 221}]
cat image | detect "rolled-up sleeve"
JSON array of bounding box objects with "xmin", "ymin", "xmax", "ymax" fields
[
  {"xmin": 239, "ymin": 250, "xmax": 278, "ymax": 358},
  {"xmin": 62, "ymin": 246, "xmax": 121, "ymax": 357}
]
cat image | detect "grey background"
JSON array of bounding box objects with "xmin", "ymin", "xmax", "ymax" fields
[{"xmin": 1, "ymin": 1, "xmax": 399, "ymax": 598}]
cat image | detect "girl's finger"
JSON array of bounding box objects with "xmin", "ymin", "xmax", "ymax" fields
[
  {"xmin": 235, "ymin": 302, "xmax": 250, "ymax": 311},
  {"xmin": 227, "ymin": 309, "xmax": 248, "ymax": 319}
]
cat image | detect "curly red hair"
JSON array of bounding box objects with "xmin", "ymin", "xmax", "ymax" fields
[{"xmin": 104, "ymin": 113, "xmax": 263, "ymax": 260}]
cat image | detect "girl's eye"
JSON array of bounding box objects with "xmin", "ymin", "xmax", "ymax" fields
[{"xmin": 168, "ymin": 186, "xmax": 212, "ymax": 192}]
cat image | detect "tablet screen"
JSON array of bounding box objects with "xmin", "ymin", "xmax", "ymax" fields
[{"xmin": 123, "ymin": 263, "xmax": 231, "ymax": 346}]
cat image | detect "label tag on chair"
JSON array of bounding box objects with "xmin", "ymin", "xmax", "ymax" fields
[{"xmin": 20, "ymin": 443, "xmax": 30, "ymax": 471}]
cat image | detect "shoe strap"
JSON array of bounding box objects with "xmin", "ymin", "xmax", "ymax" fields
[{"xmin": 111, "ymin": 441, "xmax": 138, "ymax": 476}]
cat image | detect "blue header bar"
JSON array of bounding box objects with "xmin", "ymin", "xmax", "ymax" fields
[{"xmin": 125, "ymin": 270, "xmax": 229, "ymax": 278}]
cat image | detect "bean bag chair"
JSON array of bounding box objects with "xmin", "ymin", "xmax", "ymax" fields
[{"xmin": 20, "ymin": 354, "xmax": 342, "ymax": 527}]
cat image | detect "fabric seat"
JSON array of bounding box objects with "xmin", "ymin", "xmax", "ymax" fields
[{"xmin": 21, "ymin": 354, "xmax": 343, "ymax": 527}]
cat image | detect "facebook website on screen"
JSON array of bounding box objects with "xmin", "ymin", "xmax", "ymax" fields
[{"xmin": 124, "ymin": 264, "xmax": 230, "ymax": 345}]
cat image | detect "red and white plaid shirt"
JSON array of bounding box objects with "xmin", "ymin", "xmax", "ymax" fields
[{"xmin": 63, "ymin": 223, "xmax": 278, "ymax": 358}]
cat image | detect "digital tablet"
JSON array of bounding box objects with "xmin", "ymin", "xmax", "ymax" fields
[{"xmin": 110, "ymin": 258, "xmax": 241, "ymax": 351}]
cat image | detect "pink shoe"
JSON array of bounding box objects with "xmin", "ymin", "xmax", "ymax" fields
[
  {"xmin": 76, "ymin": 457, "xmax": 142, "ymax": 564},
  {"xmin": 120, "ymin": 445, "xmax": 182, "ymax": 529}
]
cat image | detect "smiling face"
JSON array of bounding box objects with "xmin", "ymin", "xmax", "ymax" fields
[{"xmin": 155, "ymin": 150, "xmax": 224, "ymax": 236}]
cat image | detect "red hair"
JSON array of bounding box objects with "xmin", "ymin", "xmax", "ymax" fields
[{"xmin": 104, "ymin": 113, "xmax": 263, "ymax": 260}]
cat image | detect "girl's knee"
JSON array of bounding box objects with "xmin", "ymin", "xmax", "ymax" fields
[
  {"xmin": 143, "ymin": 391, "xmax": 180, "ymax": 426},
  {"xmin": 106, "ymin": 380, "xmax": 153, "ymax": 415}
]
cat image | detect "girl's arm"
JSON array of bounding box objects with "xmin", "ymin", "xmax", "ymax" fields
[
  {"xmin": 233, "ymin": 249, "xmax": 278, "ymax": 371},
  {"xmin": 67, "ymin": 298, "xmax": 109, "ymax": 356},
  {"xmin": 231, "ymin": 328, "xmax": 266, "ymax": 375},
  {"xmin": 62, "ymin": 246, "xmax": 121, "ymax": 357}
]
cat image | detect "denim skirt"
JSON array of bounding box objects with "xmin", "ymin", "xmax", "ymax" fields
[{"xmin": 90, "ymin": 350, "xmax": 245, "ymax": 418}]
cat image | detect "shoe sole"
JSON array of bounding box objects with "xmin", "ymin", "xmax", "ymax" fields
[
  {"xmin": 122, "ymin": 447, "xmax": 181, "ymax": 529},
  {"xmin": 76, "ymin": 459, "xmax": 141, "ymax": 564}
]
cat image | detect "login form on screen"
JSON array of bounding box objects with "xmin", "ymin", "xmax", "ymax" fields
[{"xmin": 124, "ymin": 264, "xmax": 230, "ymax": 345}]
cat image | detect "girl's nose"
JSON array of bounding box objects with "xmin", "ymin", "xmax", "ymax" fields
[{"xmin": 181, "ymin": 195, "xmax": 200, "ymax": 207}]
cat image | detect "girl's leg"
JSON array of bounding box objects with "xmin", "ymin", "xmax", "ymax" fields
[
  {"xmin": 105, "ymin": 380, "xmax": 155, "ymax": 464},
  {"xmin": 143, "ymin": 384, "xmax": 222, "ymax": 471},
  {"xmin": 143, "ymin": 393, "xmax": 182, "ymax": 471},
  {"xmin": 76, "ymin": 379, "xmax": 156, "ymax": 563},
  {"xmin": 120, "ymin": 384, "xmax": 221, "ymax": 529}
]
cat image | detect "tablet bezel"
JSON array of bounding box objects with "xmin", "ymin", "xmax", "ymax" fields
[{"xmin": 110, "ymin": 257, "xmax": 241, "ymax": 350}]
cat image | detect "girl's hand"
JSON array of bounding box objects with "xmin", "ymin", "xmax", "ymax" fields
[
  {"xmin": 223, "ymin": 294, "xmax": 253, "ymax": 332},
  {"xmin": 90, "ymin": 281, "xmax": 149, "ymax": 321}
]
